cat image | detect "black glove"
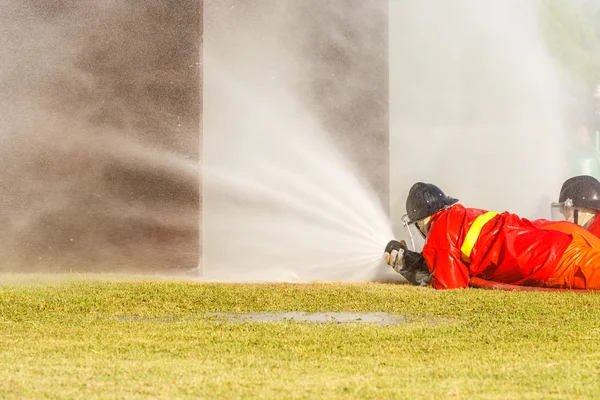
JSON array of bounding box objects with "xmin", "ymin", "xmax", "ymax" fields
[{"xmin": 401, "ymin": 250, "xmax": 431, "ymax": 287}]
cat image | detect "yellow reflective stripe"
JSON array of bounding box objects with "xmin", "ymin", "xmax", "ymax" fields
[{"xmin": 460, "ymin": 211, "xmax": 499, "ymax": 262}]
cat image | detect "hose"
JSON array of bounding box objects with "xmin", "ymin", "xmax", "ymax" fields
[{"xmin": 468, "ymin": 277, "xmax": 600, "ymax": 293}]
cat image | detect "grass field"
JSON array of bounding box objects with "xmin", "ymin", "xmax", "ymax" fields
[{"xmin": 1, "ymin": 274, "xmax": 600, "ymax": 399}]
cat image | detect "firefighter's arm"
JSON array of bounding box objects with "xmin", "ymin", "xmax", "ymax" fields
[
  {"xmin": 423, "ymin": 246, "xmax": 469, "ymax": 289},
  {"xmin": 422, "ymin": 215, "xmax": 469, "ymax": 289},
  {"xmin": 402, "ymin": 249, "xmax": 432, "ymax": 286}
]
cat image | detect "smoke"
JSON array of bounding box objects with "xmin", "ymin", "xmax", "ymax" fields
[
  {"xmin": 0, "ymin": 0, "xmax": 200, "ymax": 272},
  {"xmin": 389, "ymin": 0, "xmax": 570, "ymax": 240}
]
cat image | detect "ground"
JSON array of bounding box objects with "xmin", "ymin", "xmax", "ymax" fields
[{"xmin": 1, "ymin": 274, "xmax": 599, "ymax": 399}]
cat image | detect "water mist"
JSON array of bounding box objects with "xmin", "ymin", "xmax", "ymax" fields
[
  {"xmin": 2, "ymin": 0, "xmax": 573, "ymax": 282},
  {"xmin": 389, "ymin": 0, "xmax": 569, "ymax": 242},
  {"xmin": 203, "ymin": 0, "xmax": 573, "ymax": 280},
  {"xmin": 202, "ymin": 1, "xmax": 399, "ymax": 282}
]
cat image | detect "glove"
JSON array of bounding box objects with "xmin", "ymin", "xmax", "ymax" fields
[
  {"xmin": 402, "ymin": 250, "xmax": 431, "ymax": 286},
  {"xmin": 384, "ymin": 239, "xmax": 431, "ymax": 286},
  {"xmin": 384, "ymin": 240, "xmax": 406, "ymax": 272}
]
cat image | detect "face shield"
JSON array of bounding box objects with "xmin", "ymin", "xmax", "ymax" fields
[
  {"xmin": 415, "ymin": 216, "xmax": 431, "ymax": 237},
  {"xmin": 401, "ymin": 214, "xmax": 427, "ymax": 252},
  {"xmin": 550, "ymin": 198, "xmax": 577, "ymax": 223}
]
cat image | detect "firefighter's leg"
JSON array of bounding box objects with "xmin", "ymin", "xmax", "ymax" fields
[{"xmin": 547, "ymin": 230, "xmax": 600, "ymax": 289}]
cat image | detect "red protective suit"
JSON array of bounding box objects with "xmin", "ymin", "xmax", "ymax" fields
[
  {"xmin": 422, "ymin": 204, "xmax": 575, "ymax": 290},
  {"xmin": 523, "ymin": 220, "xmax": 600, "ymax": 288},
  {"xmin": 586, "ymin": 214, "xmax": 600, "ymax": 238}
]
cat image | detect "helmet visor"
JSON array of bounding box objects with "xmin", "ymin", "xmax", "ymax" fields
[
  {"xmin": 414, "ymin": 217, "xmax": 431, "ymax": 238},
  {"xmin": 550, "ymin": 198, "xmax": 574, "ymax": 222},
  {"xmin": 401, "ymin": 214, "xmax": 425, "ymax": 252}
]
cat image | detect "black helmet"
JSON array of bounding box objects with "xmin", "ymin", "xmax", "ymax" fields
[
  {"xmin": 405, "ymin": 182, "xmax": 459, "ymax": 223},
  {"xmin": 558, "ymin": 175, "xmax": 600, "ymax": 210}
]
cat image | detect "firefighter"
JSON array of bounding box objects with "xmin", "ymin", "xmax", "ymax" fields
[
  {"xmin": 551, "ymin": 175, "xmax": 600, "ymax": 238},
  {"xmin": 385, "ymin": 182, "xmax": 600, "ymax": 290}
]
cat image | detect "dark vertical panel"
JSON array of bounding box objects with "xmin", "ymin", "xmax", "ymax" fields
[{"xmin": 3, "ymin": 1, "xmax": 203, "ymax": 272}]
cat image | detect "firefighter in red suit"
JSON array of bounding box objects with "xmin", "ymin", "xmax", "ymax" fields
[
  {"xmin": 384, "ymin": 182, "xmax": 600, "ymax": 290},
  {"xmin": 551, "ymin": 175, "xmax": 600, "ymax": 238}
]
